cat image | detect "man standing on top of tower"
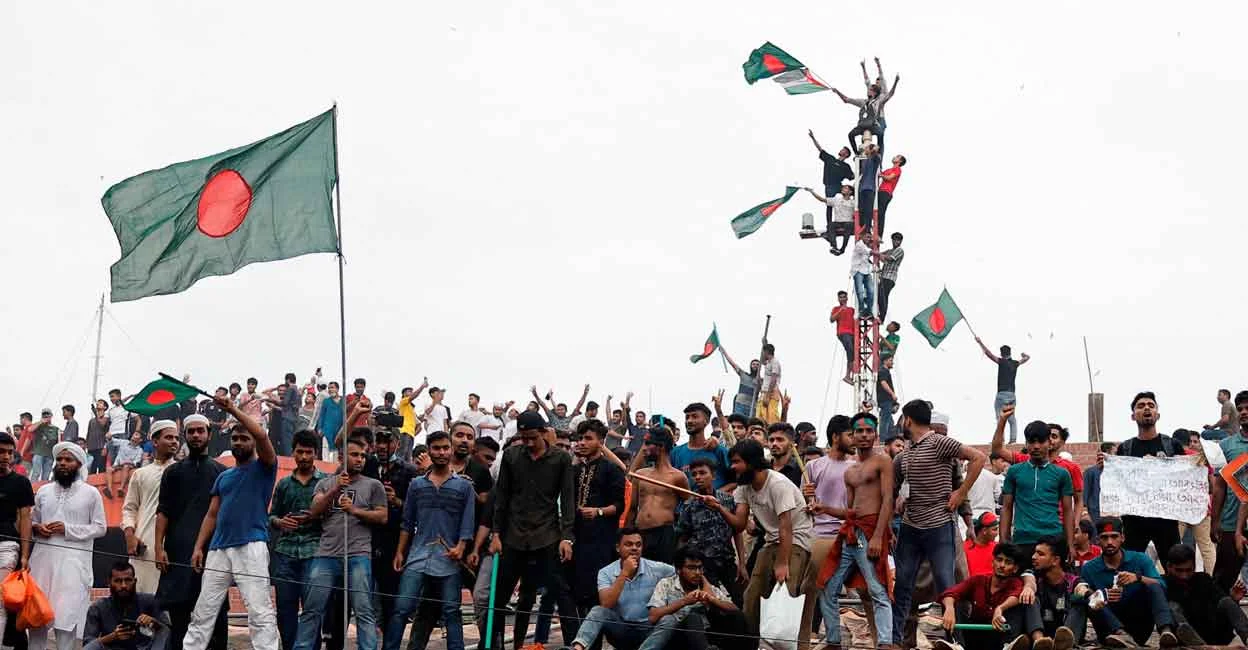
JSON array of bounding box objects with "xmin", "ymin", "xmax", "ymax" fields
[
  {"xmin": 876, "ymin": 155, "xmax": 905, "ymax": 235},
  {"xmin": 975, "ymin": 336, "xmax": 1030, "ymax": 444},
  {"xmin": 832, "ymin": 58, "xmax": 899, "ymax": 155}
]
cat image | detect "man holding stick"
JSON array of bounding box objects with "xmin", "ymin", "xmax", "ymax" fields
[{"xmin": 627, "ymin": 426, "xmax": 689, "ymax": 565}]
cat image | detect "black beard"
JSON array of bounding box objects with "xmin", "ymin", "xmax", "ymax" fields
[
  {"xmin": 454, "ymin": 449, "xmax": 469, "ymax": 460},
  {"xmin": 54, "ymin": 468, "xmax": 76, "ymax": 487},
  {"xmin": 232, "ymin": 448, "xmax": 255, "ymax": 463},
  {"xmin": 736, "ymin": 468, "xmax": 756, "ymax": 484}
]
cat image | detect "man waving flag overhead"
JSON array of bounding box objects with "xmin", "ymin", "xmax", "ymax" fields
[{"xmin": 103, "ymin": 109, "xmax": 339, "ymax": 302}]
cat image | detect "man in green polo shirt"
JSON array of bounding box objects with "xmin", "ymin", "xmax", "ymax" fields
[
  {"xmin": 1000, "ymin": 421, "xmax": 1074, "ymax": 561},
  {"xmin": 268, "ymin": 431, "xmax": 327, "ymax": 650}
]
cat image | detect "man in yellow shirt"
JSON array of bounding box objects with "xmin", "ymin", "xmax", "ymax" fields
[{"xmin": 397, "ymin": 378, "xmax": 428, "ymax": 460}]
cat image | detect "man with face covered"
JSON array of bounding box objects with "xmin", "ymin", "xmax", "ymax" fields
[
  {"xmin": 29, "ymin": 441, "xmax": 108, "ymax": 650},
  {"xmin": 183, "ymin": 395, "xmax": 280, "ymax": 650},
  {"xmin": 122, "ymin": 419, "xmax": 182, "ymax": 594}
]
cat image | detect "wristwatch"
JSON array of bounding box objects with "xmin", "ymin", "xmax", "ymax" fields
[{"xmin": 597, "ymin": 508, "xmax": 603, "ymax": 518}]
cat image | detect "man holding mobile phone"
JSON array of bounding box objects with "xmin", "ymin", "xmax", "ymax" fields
[
  {"xmin": 269, "ymin": 431, "xmax": 328, "ymax": 650},
  {"xmin": 84, "ymin": 561, "xmax": 170, "ymax": 650}
]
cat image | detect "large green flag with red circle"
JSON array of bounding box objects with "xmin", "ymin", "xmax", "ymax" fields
[
  {"xmin": 103, "ymin": 109, "xmax": 338, "ymax": 303},
  {"xmin": 123, "ymin": 375, "xmax": 202, "ymax": 416},
  {"xmin": 911, "ymin": 289, "xmax": 965, "ymax": 348}
]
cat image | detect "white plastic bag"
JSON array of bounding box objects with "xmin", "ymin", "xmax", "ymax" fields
[{"xmin": 759, "ymin": 581, "xmax": 804, "ymax": 650}]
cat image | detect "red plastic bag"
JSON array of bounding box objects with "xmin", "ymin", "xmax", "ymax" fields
[
  {"xmin": 1, "ymin": 570, "xmax": 27, "ymax": 611},
  {"xmin": 16, "ymin": 576, "xmax": 52, "ymax": 630}
]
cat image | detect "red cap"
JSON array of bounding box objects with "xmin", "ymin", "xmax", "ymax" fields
[{"xmin": 974, "ymin": 512, "xmax": 999, "ymax": 529}]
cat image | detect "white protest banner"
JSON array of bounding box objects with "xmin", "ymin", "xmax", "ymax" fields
[{"xmin": 1100, "ymin": 454, "xmax": 1208, "ymax": 525}]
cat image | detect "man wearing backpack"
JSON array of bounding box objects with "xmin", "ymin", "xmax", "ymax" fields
[{"xmin": 1115, "ymin": 392, "xmax": 1181, "ymax": 554}]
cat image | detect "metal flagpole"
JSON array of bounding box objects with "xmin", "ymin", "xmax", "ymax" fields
[{"xmin": 331, "ymin": 101, "xmax": 350, "ymax": 645}]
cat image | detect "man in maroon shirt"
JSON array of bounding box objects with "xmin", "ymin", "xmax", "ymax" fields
[{"xmin": 936, "ymin": 543, "xmax": 1031, "ymax": 650}]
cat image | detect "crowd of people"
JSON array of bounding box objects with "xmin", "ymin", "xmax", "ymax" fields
[{"xmin": 2, "ymin": 371, "xmax": 1248, "ymax": 650}]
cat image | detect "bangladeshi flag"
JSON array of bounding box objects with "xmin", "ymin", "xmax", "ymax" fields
[
  {"xmin": 742, "ymin": 42, "xmax": 805, "ymax": 84},
  {"xmin": 103, "ymin": 109, "xmax": 338, "ymax": 303},
  {"xmin": 911, "ymin": 289, "xmax": 965, "ymax": 348},
  {"xmin": 123, "ymin": 375, "xmax": 202, "ymax": 416},
  {"xmin": 689, "ymin": 326, "xmax": 721, "ymax": 363},
  {"xmin": 731, "ymin": 186, "xmax": 799, "ymax": 239}
]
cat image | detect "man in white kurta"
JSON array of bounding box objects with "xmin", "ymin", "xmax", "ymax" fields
[
  {"xmin": 122, "ymin": 418, "xmax": 181, "ymax": 593},
  {"xmin": 30, "ymin": 442, "xmax": 107, "ymax": 650}
]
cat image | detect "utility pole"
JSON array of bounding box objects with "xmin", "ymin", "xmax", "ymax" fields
[{"xmin": 90, "ymin": 293, "xmax": 104, "ymax": 405}]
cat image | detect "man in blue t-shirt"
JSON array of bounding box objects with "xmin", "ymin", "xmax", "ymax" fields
[
  {"xmin": 184, "ymin": 395, "xmax": 280, "ymax": 650},
  {"xmin": 669, "ymin": 403, "xmax": 735, "ymax": 491},
  {"xmin": 1067, "ymin": 516, "xmax": 1177, "ymax": 647}
]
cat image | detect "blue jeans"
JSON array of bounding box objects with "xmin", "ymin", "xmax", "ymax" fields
[
  {"xmin": 1067, "ymin": 583, "xmax": 1173, "ymax": 646},
  {"xmin": 891, "ymin": 521, "xmax": 957, "ymax": 644},
  {"xmin": 853, "ymin": 272, "xmax": 874, "ymax": 318},
  {"xmin": 271, "ymin": 552, "xmax": 310, "ymax": 650},
  {"xmin": 385, "ymin": 567, "xmax": 462, "ymax": 650},
  {"xmin": 994, "ymin": 391, "xmax": 1018, "ymax": 443},
  {"xmin": 31, "ymin": 455, "xmax": 53, "ymax": 482},
  {"xmin": 293, "ymin": 556, "xmax": 377, "ymax": 650},
  {"xmin": 573, "ymin": 606, "xmax": 651, "ymax": 650},
  {"xmin": 878, "ymin": 400, "xmax": 895, "ymax": 440},
  {"xmin": 820, "ymin": 530, "xmax": 892, "ymax": 644}
]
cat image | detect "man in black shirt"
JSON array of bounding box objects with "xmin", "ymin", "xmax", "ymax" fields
[
  {"xmin": 84, "ymin": 561, "xmax": 171, "ymax": 650},
  {"xmin": 1164, "ymin": 543, "xmax": 1248, "ymax": 645},
  {"xmin": 198, "ymin": 389, "xmax": 230, "ymax": 458},
  {"xmin": 975, "ymin": 337, "xmax": 1030, "ymax": 444},
  {"xmin": 370, "ymin": 429, "xmax": 419, "ymax": 642},
  {"xmin": 0, "ymin": 432, "xmax": 33, "ymax": 639},
  {"xmin": 154, "ymin": 417, "xmax": 227, "ymax": 650},
  {"xmin": 570, "ymin": 420, "xmax": 627, "ymax": 616},
  {"xmin": 877, "ymin": 356, "xmax": 899, "ymax": 440},
  {"xmin": 1115, "ymin": 392, "xmax": 1181, "ymax": 555},
  {"xmin": 809, "ymin": 129, "xmax": 854, "ymax": 225},
  {"xmin": 488, "ymin": 411, "xmax": 575, "ymax": 650}
]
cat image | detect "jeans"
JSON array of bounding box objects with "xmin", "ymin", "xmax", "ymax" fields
[
  {"xmin": 848, "ymin": 121, "xmax": 883, "ymax": 156},
  {"xmin": 954, "ymin": 605, "xmax": 1026, "ymax": 650},
  {"xmin": 30, "ymin": 455, "xmax": 53, "ymax": 482},
  {"xmin": 271, "ymin": 553, "xmax": 311, "ymax": 650},
  {"xmin": 489, "ymin": 544, "xmax": 562, "ymax": 650},
  {"xmin": 891, "ymin": 522, "xmax": 957, "ymax": 644},
  {"xmin": 878, "ymin": 399, "xmax": 896, "ymax": 442},
  {"xmin": 639, "ymin": 610, "xmax": 749, "ymax": 650},
  {"xmin": 819, "ymin": 530, "xmax": 892, "ymax": 644},
  {"xmin": 876, "ymin": 190, "xmax": 893, "ymax": 236},
  {"xmin": 858, "ymin": 189, "xmax": 876, "ymax": 234},
  {"xmin": 1068, "ymin": 582, "xmax": 1173, "ymax": 646},
  {"xmin": 837, "ymin": 333, "xmax": 854, "ymax": 374},
  {"xmin": 853, "ymin": 272, "xmax": 874, "ymax": 318},
  {"xmin": 572, "ymin": 606, "xmax": 651, "ymax": 650},
  {"xmin": 994, "ymin": 391, "xmax": 1018, "ymax": 443},
  {"xmin": 294, "ymin": 556, "xmax": 377, "ymax": 650},
  {"xmin": 1171, "ymin": 597, "xmax": 1248, "ymax": 645},
  {"xmin": 878, "ymin": 278, "xmax": 896, "ymax": 321},
  {"xmin": 385, "ymin": 567, "xmax": 462, "ymax": 650}
]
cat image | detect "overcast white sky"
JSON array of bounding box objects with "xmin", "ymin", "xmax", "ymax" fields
[{"xmin": 3, "ymin": 0, "xmax": 1245, "ymax": 443}]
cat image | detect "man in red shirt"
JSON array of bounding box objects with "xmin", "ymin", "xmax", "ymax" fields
[
  {"xmin": 965, "ymin": 512, "xmax": 1000, "ymax": 577},
  {"xmin": 877, "ymin": 155, "xmax": 906, "ymax": 235},
  {"xmin": 829, "ymin": 291, "xmax": 857, "ymax": 385},
  {"xmin": 14, "ymin": 413, "xmax": 35, "ymax": 472}
]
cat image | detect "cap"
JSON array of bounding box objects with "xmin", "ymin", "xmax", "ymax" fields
[
  {"xmin": 184, "ymin": 414, "xmax": 210, "ymax": 428},
  {"xmin": 493, "ymin": 402, "xmax": 506, "ymax": 410},
  {"xmin": 974, "ymin": 512, "xmax": 999, "ymax": 530},
  {"xmin": 151, "ymin": 419, "xmax": 177, "ymax": 435},
  {"xmin": 1097, "ymin": 516, "xmax": 1124, "ymax": 535},
  {"xmin": 683, "ymin": 402, "xmax": 712, "ymax": 417},
  {"xmin": 931, "ymin": 412, "xmax": 950, "ymax": 426},
  {"xmin": 516, "ymin": 411, "xmax": 547, "ymax": 432},
  {"xmin": 40, "ymin": 408, "xmax": 53, "ymax": 417},
  {"xmin": 795, "ymin": 421, "xmax": 816, "ymax": 434}
]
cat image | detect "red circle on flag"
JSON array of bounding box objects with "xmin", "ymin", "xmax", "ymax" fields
[
  {"xmin": 197, "ymin": 169, "xmax": 252, "ymax": 237},
  {"xmin": 928, "ymin": 307, "xmax": 947, "ymax": 334},
  {"xmin": 145, "ymin": 389, "xmax": 176, "ymax": 406}
]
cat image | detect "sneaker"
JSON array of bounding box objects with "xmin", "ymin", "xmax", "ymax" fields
[
  {"xmin": 1052, "ymin": 626, "xmax": 1076, "ymax": 650},
  {"xmin": 1102, "ymin": 633, "xmax": 1137, "ymax": 648},
  {"xmin": 1032, "ymin": 637, "xmax": 1054, "ymax": 650},
  {"xmin": 1173, "ymin": 623, "xmax": 1204, "ymax": 646},
  {"xmin": 1004, "ymin": 634, "xmax": 1030, "ymax": 650},
  {"xmin": 931, "ymin": 640, "xmax": 961, "ymax": 650},
  {"xmin": 1157, "ymin": 629, "xmax": 1179, "ymax": 647}
]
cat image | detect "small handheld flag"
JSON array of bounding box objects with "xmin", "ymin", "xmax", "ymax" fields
[
  {"xmin": 690, "ymin": 326, "xmax": 722, "ymax": 364},
  {"xmin": 123, "ymin": 374, "xmax": 208, "ymax": 415}
]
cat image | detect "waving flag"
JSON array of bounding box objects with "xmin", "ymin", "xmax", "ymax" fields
[
  {"xmin": 690, "ymin": 326, "xmax": 721, "ymax": 363},
  {"xmin": 742, "ymin": 42, "xmax": 828, "ymax": 95},
  {"xmin": 911, "ymin": 289, "xmax": 965, "ymax": 348},
  {"xmin": 730, "ymin": 187, "xmax": 800, "ymax": 239}
]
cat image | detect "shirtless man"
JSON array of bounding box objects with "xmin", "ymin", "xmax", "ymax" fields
[
  {"xmin": 815, "ymin": 412, "xmax": 896, "ymax": 650},
  {"xmin": 628, "ymin": 427, "xmax": 688, "ymax": 565}
]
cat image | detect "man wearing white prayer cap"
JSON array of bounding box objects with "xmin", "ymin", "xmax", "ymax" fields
[
  {"xmin": 931, "ymin": 412, "xmax": 950, "ymax": 435},
  {"xmin": 122, "ymin": 418, "xmax": 182, "ymax": 592},
  {"xmin": 28, "ymin": 442, "xmax": 107, "ymax": 650}
]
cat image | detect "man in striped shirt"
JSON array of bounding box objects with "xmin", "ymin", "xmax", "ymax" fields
[
  {"xmin": 878, "ymin": 232, "xmax": 904, "ymax": 321},
  {"xmin": 890, "ymin": 400, "xmax": 987, "ymax": 645}
]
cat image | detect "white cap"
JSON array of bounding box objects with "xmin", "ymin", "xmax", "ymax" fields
[
  {"xmin": 932, "ymin": 412, "xmax": 950, "ymax": 426},
  {"xmin": 151, "ymin": 419, "xmax": 177, "ymax": 435}
]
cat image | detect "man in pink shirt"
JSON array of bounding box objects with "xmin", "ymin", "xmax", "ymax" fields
[{"xmin": 877, "ymin": 154, "xmax": 906, "ymax": 234}]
